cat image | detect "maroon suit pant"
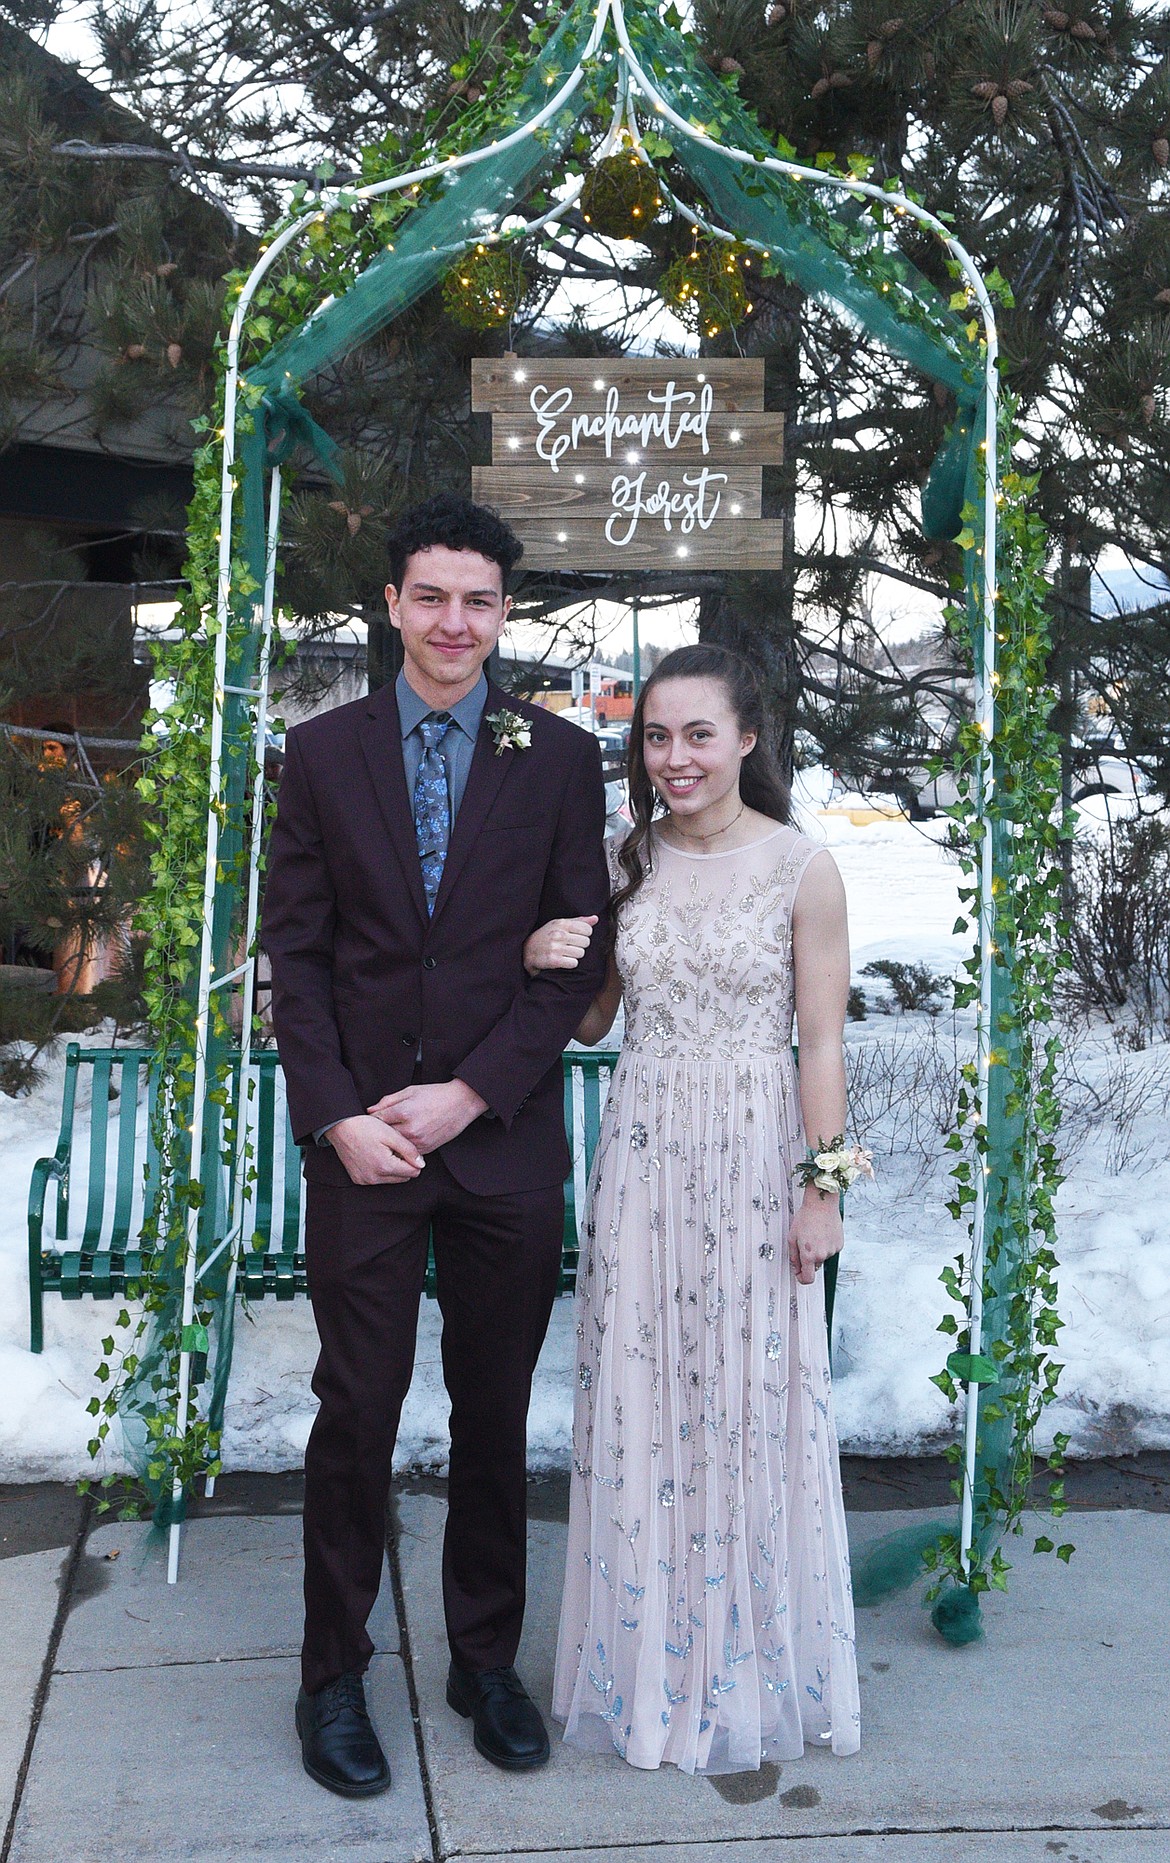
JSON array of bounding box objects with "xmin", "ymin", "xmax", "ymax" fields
[{"xmin": 300, "ymin": 1157, "xmax": 564, "ymax": 1695}]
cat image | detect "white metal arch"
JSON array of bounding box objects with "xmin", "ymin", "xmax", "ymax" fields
[{"xmin": 170, "ymin": 0, "xmax": 1000, "ymax": 1588}]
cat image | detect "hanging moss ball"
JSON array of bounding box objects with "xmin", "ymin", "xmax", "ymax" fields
[
  {"xmin": 660, "ymin": 238, "xmax": 754, "ymax": 339},
  {"xmin": 580, "ymin": 150, "xmax": 663, "ymax": 240},
  {"xmin": 442, "ymin": 243, "xmax": 530, "ymax": 331}
]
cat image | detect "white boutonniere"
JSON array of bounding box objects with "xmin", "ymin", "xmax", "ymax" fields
[
  {"xmin": 487, "ymin": 709, "xmax": 532, "ymax": 756},
  {"xmin": 795, "ymin": 1137, "xmax": 875, "ymax": 1198}
]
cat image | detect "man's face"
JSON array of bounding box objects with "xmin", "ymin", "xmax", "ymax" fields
[{"xmin": 385, "ymin": 545, "xmax": 511, "ymax": 702}]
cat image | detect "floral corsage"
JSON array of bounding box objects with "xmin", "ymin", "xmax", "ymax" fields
[
  {"xmin": 795, "ymin": 1137, "xmax": 874, "ymax": 1198},
  {"xmin": 487, "ymin": 709, "xmax": 532, "ymax": 755}
]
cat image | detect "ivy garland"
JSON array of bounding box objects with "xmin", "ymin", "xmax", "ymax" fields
[
  {"xmin": 922, "ymin": 390, "xmax": 1072, "ymax": 1599},
  {"xmin": 82, "ymin": 0, "xmax": 1067, "ymax": 1594}
]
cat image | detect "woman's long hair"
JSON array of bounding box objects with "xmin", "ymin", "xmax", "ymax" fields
[{"xmin": 613, "ymin": 643, "xmax": 792, "ymax": 919}]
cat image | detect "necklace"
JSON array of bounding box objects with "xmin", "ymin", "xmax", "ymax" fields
[{"xmin": 665, "ymin": 800, "xmax": 745, "ymax": 848}]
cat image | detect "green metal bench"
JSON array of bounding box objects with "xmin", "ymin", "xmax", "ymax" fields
[{"xmin": 27, "ymin": 1043, "xmax": 620, "ymax": 1354}]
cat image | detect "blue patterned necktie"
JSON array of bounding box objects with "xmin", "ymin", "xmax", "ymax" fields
[{"xmin": 413, "ymin": 711, "xmax": 454, "ymax": 914}]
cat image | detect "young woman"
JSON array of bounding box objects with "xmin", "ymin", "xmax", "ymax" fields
[{"xmin": 525, "ymin": 643, "xmax": 861, "ymax": 1775}]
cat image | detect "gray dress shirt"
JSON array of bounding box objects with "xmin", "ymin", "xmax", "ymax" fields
[
  {"xmin": 396, "ymin": 666, "xmax": 488, "ymax": 823},
  {"xmin": 314, "ymin": 668, "xmax": 489, "ymax": 1144}
]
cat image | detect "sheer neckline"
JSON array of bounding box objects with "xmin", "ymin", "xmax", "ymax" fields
[{"xmin": 652, "ymin": 822, "xmax": 792, "ymax": 861}]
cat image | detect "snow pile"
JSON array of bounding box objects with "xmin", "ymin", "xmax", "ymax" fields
[{"xmin": 3, "ymin": 813, "xmax": 1169, "ymax": 1481}]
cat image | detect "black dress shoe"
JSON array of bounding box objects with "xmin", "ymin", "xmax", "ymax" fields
[
  {"xmin": 296, "ymin": 1671, "xmax": 392, "ymax": 1797},
  {"xmin": 446, "ymin": 1661, "xmax": 550, "ymax": 1771}
]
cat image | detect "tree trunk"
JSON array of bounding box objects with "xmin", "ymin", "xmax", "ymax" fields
[
  {"xmin": 1049, "ymin": 537, "xmax": 1091, "ymax": 913},
  {"xmin": 697, "ymin": 284, "xmax": 804, "ymax": 779}
]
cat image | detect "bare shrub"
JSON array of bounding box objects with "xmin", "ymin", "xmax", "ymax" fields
[
  {"xmin": 861, "ymin": 958, "xmax": 951, "ymax": 1015},
  {"xmin": 1062, "ymin": 817, "xmax": 1170, "ymax": 1038},
  {"xmin": 846, "ymin": 1015, "xmax": 969, "ymax": 1186}
]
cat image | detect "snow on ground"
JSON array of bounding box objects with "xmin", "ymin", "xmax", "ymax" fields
[{"xmin": 2, "ymin": 810, "xmax": 1169, "ymax": 1482}]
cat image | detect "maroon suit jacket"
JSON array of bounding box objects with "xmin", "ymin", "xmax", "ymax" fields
[{"xmin": 261, "ymin": 679, "xmax": 611, "ymax": 1195}]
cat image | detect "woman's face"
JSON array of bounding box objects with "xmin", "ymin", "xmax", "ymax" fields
[{"xmin": 641, "ymin": 676, "xmax": 757, "ymax": 820}]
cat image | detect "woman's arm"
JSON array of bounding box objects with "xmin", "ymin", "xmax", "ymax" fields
[
  {"xmin": 522, "ymin": 916, "xmax": 623, "ymax": 1045},
  {"xmin": 789, "ymin": 849, "xmax": 851, "ymax": 1285},
  {"xmin": 573, "ymin": 951, "xmax": 623, "ymax": 1046}
]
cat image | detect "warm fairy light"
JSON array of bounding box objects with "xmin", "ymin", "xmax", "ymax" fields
[
  {"xmin": 513, "ymin": 368, "xmax": 527, "ymax": 381},
  {"xmin": 575, "ymin": 472, "xmax": 585, "ymax": 483},
  {"xmin": 729, "ymin": 429, "xmax": 742, "ymax": 443},
  {"xmin": 593, "ymin": 378, "xmax": 606, "ymax": 390},
  {"xmin": 557, "ymin": 531, "xmax": 567, "ymax": 541},
  {"xmin": 507, "ymin": 437, "xmax": 520, "ymax": 450},
  {"xmin": 730, "ymin": 502, "xmax": 742, "ymax": 515},
  {"xmin": 627, "ymin": 449, "xmax": 640, "ymax": 463},
  {"xmin": 696, "ymin": 372, "xmax": 706, "ymax": 382},
  {"xmin": 677, "ymin": 545, "xmax": 689, "ymax": 556}
]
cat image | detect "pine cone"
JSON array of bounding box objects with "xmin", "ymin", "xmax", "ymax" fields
[
  {"xmin": 1153, "ymin": 137, "xmax": 1169, "ymax": 168},
  {"xmin": 922, "ymin": 50, "xmax": 936, "ymax": 78},
  {"xmin": 328, "ymin": 501, "xmax": 375, "ymax": 535},
  {"xmin": 1042, "ymin": 7, "xmax": 1070, "ymax": 24},
  {"xmin": 1006, "ymin": 80, "xmax": 1035, "ymax": 97},
  {"xmin": 764, "ymin": 0, "xmax": 787, "ymax": 22},
  {"xmin": 971, "ymin": 80, "xmax": 999, "ymax": 99},
  {"xmin": 1139, "ymin": 393, "xmax": 1156, "ymax": 424},
  {"xmin": 991, "ymin": 94, "xmax": 1009, "ymax": 125},
  {"xmin": 155, "ymin": 261, "xmax": 178, "ymax": 278},
  {"xmin": 829, "ymin": 69, "xmax": 853, "ymax": 87},
  {"xmin": 881, "ymin": 17, "xmax": 904, "ymax": 34},
  {"xmin": 867, "ymin": 38, "xmax": 883, "ymax": 66},
  {"xmin": 1070, "ymin": 18, "xmax": 1097, "ymax": 38},
  {"xmin": 165, "ymin": 342, "xmax": 183, "ymax": 368},
  {"xmin": 811, "ymin": 75, "xmax": 830, "ymax": 98},
  {"xmin": 719, "ymin": 55, "xmax": 745, "ymax": 73},
  {"xmin": 122, "ymin": 343, "xmax": 147, "ymax": 362},
  {"xmin": 1154, "ymin": 287, "xmax": 1170, "ymax": 305}
]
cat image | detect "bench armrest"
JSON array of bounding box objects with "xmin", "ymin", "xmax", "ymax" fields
[{"xmin": 28, "ymin": 1150, "xmax": 69, "ymax": 1251}]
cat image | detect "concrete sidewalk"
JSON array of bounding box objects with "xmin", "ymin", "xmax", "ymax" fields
[{"xmin": 2, "ymin": 1479, "xmax": 1167, "ymax": 1863}]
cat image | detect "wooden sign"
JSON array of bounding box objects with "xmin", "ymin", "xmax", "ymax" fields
[{"xmin": 471, "ymin": 357, "xmax": 784, "ymax": 572}]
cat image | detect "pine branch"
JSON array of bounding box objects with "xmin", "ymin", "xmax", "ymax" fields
[{"xmin": 51, "ymin": 139, "xmax": 359, "ymax": 186}]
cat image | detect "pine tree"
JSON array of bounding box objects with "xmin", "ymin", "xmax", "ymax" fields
[
  {"xmin": 6, "ymin": 0, "xmax": 1168, "ymax": 790},
  {"xmin": 688, "ymin": 0, "xmax": 1170, "ymax": 785}
]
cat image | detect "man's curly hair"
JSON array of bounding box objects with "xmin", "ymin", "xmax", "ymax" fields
[{"xmin": 387, "ymin": 493, "xmax": 524, "ymax": 593}]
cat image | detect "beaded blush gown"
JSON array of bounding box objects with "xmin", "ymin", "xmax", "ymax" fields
[{"xmin": 552, "ymin": 823, "xmax": 860, "ymax": 1774}]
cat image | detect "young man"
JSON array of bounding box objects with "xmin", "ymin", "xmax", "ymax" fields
[{"xmin": 263, "ymin": 494, "xmax": 609, "ymax": 1796}]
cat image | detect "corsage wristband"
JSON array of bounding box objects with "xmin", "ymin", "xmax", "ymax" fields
[{"xmin": 795, "ymin": 1136, "xmax": 874, "ymax": 1198}]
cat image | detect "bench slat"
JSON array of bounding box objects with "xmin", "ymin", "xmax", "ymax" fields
[
  {"xmin": 110, "ymin": 1053, "xmax": 144, "ymax": 1246},
  {"xmin": 82, "ymin": 1053, "xmax": 113, "ymax": 1248},
  {"xmin": 255, "ymin": 1058, "xmax": 276, "ymax": 1245},
  {"xmin": 282, "ymin": 1097, "xmax": 301, "ymax": 1254}
]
